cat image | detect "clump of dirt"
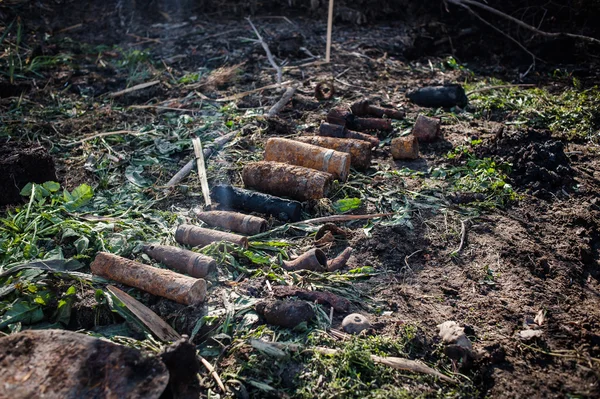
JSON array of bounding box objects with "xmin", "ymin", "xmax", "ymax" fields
[
  {"xmin": 0, "ymin": 141, "xmax": 57, "ymax": 205},
  {"xmin": 479, "ymin": 130, "xmax": 574, "ymax": 198}
]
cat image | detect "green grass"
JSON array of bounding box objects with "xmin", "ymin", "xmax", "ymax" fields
[{"xmin": 466, "ymin": 79, "xmax": 600, "ymax": 141}]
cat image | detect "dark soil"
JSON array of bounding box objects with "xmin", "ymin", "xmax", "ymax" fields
[{"xmin": 0, "ymin": 142, "xmax": 57, "ymax": 205}]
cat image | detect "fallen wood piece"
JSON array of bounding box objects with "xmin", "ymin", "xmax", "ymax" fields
[
  {"xmin": 166, "ymin": 131, "xmax": 238, "ymax": 187},
  {"xmin": 194, "ymin": 210, "xmax": 267, "ymax": 235},
  {"xmin": 211, "ymin": 184, "xmax": 303, "ymax": 222},
  {"xmin": 213, "ymin": 81, "xmax": 293, "ymax": 102},
  {"xmin": 175, "ymin": 224, "xmax": 249, "ymax": 249},
  {"xmin": 350, "ymin": 99, "xmax": 405, "ymax": 120},
  {"xmin": 0, "ymin": 330, "xmax": 169, "ymax": 399},
  {"xmin": 273, "ymin": 286, "xmax": 351, "ymax": 312},
  {"xmin": 90, "ymin": 252, "xmax": 207, "ymax": 305},
  {"xmin": 327, "ymin": 247, "xmax": 353, "ymax": 272},
  {"xmin": 251, "ymin": 340, "xmax": 455, "ymax": 383},
  {"xmin": 109, "ymin": 80, "xmax": 160, "ymax": 98},
  {"xmin": 266, "ymin": 86, "xmax": 296, "ymax": 117},
  {"xmin": 282, "ymin": 248, "xmax": 327, "ymax": 272},
  {"xmin": 242, "ymin": 161, "xmax": 333, "ymax": 201},
  {"xmin": 295, "ymin": 135, "xmax": 372, "ymax": 170},
  {"xmin": 256, "ymin": 299, "xmax": 315, "ymax": 328},
  {"xmin": 406, "ymin": 85, "xmax": 468, "ymax": 108},
  {"xmin": 325, "ymin": 0, "xmax": 335, "ymax": 62},
  {"xmin": 247, "ymin": 18, "xmax": 283, "ymax": 84},
  {"xmin": 391, "ymin": 134, "xmax": 419, "ymax": 159},
  {"xmin": 301, "ymin": 212, "xmax": 395, "ymax": 225},
  {"xmin": 192, "ymin": 137, "xmax": 211, "ymax": 206},
  {"xmin": 327, "ymin": 106, "xmax": 393, "ymax": 132},
  {"xmin": 68, "ymin": 130, "xmax": 140, "ymax": 146},
  {"xmin": 265, "ymin": 138, "xmax": 351, "ymax": 181},
  {"xmin": 142, "ymin": 244, "xmax": 216, "ymax": 278},
  {"xmin": 107, "ymin": 285, "xmax": 181, "ymax": 342},
  {"xmin": 319, "ymin": 122, "xmax": 379, "ymax": 147}
]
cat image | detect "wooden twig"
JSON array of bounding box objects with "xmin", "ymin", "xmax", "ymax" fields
[
  {"xmin": 212, "ymin": 80, "xmax": 293, "ymax": 102},
  {"xmin": 198, "ymin": 355, "xmax": 226, "ymax": 393},
  {"xmin": 453, "ymin": 219, "xmax": 467, "ymax": 254},
  {"xmin": 166, "ymin": 131, "xmax": 238, "ymax": 187},
  {"xmin": 108, "ymin": 80, "xmax": 160, "ymax": 98},
  {"xmin": 128, "ymin": 105, "xmax": 199, "ymax": 112},
  {"xmin": 449, "ymin": 0, "xmax": 538, "ymax": 73},
  {"xmin": 67, "ymin": 130, "xmax": 141, "ymax": 146},
  {"xmin": 251, "ymin": 340, "xmax": 454, "ymax": 383},
  {"xmin": 266, "ymin": 86, "xmax": 297, "ymax": 117},
  {"xmin": 325, "ymin": 0, "xmax": 335, "ymax": 62},
  {"xmin": 447, "ymin": 0, "xmax": 600, "ymax": 45},
  {"xmin": 246, "ymin": 18, "xmax": 283, "ymax": 84},
  {"xmin": 300, "ymin": 212, "xmax": 395, "ymax": 225},
  {"xmin": 192, "ymin": 138, "xmax": 212, "ymax": 206}
]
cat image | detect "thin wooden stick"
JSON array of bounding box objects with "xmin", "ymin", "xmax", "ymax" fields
[
  {"xmin": 246, "ymin": 18, "xmax": 282, "ymax": 84},
  {"xmin": 67, "ymin": 130, "xmax": 141, "ymax": 146},
  {"xmin": 198, "ymin": 355, "xmax": 226, "ymax": 393},
  {"xmin": 266, "ymin": 86, "xmax": 296, "ymax": 117},
  {"xmin": 108, "ymin": 80, "xmax": 160, "ymax": 98},
  {"xmin": 192, "ymin": 138, "xmax": 212, "ymax": 206},
  {"xmin": 300, "ymin": 212, "xmax": 394, "ymax": 225},
  {"xmin": 325, "ymin": 0, "xmax": 335, "ymax": 62},
  {"xmin": 447, "ymin": 0, "xmax": 600, "ymax": 45},
  {"xmin": 166, "ymin": 131, "xmax": 237, "ymax": 187},
  {"xmin": 213, "ymin": 80, "xmax": 293, "ymax": 102}
]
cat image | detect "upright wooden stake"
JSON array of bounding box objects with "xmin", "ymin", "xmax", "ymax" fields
[
  {"xmin": 325, "ymin": 0, "xmax": 334, "ymax": 62},
  {"xmin": 192, "ymin": 137, "xmax": 212, "ymax": 206}
]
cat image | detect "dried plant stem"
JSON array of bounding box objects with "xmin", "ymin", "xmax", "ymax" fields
[{"xmin": 246, "ymin": 18, "xmax": 282, "ymax": 84}]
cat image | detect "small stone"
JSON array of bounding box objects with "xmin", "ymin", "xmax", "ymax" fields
[
  {"xmin": 412, "ymin": 114, "xmax": 441, "ymax": 142},
  {"xmin": 342, "ymin": 313, "xmax": 370, "ymax": 334},
  {"xmin": 391, "ymin": 135, "xmax": 419, "ymax": 160}
]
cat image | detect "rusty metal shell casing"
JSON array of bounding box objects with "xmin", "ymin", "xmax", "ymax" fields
[
  {"xmin": 90, "ymin": 252, "xmax": 207, "ymax": 305},
  {"xmin": 211, "ymin": 184, "xmax": 303, "ymax": 222},
  {"xmin": 294, "ymin": 136, "xmax": 372, "ymax": 170},
  {"xmin": 194, "ymin": 210, "xmax": 267, "ymax": 235},
  {"xmin": 142, "ymin": 244, "xmax": 216, "ymax": 278},
  {"xmin": 264, "ymin": 138, "xmax": 351, "ymax": 181},
  {"xmin": 412, "ymin": 114, "xmax": 441, "ymax": 142},
  {"xmin": 282, "ymin": 248, "xmax": 328, "ymax": 272},
  {"xmin": 350, "ymin": 99, "xmax": 405, "ymax": 120},
  {"xmin": 242, "ymin": 161, "xmax": 332, "ymax": 201},
  {"xmin": 391, "ymin": 135, "xmax": 419, "ymax": 160},
  {"xmin": 319, "ymin": 122, "xmax": 380, "ymax": 147},
  {"xmin": 175, "ymin": 224, "xmax": 248, "ymax": 248},
  {"xmin": 327, "ymin": 106, "xmax": 393, "ymax": 132}
]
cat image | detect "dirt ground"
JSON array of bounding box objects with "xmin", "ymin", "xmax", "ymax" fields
[{"xmin": 1, "ymin": 1, "xmax": 600, "ymax": 398}]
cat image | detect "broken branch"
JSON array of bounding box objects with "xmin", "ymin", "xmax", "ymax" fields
[{"xmin": 246, "ymin": 18, "xmax": 283, "ymax": 84}]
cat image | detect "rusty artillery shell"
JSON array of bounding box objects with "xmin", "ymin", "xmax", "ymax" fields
[
  {"xmin": 295, "ymin": 136, "xmax": 372, "ymax": 170},
  {"xmin": 211, "ymin": 184, "xmax": 303, "ymax": 222},
  {"xmin": 175, "ymin": 224, "xmax": 248, "ymax": 248},
  {"xmin": 319, "ymin": 122, "xmax": 380, "ymax": 147},
  {"xmin": 282, "ymin": 248, "xmax": 328, "ymax": 272},
  {"xmin": 194, "ymin": 210, "xmax": 267, "ymax": 235},
  {"xmin": 242, "ymin": 161, "xmax": 332, "ymax": 201},
  {"xmin": 350, "ymin": 99, "xmax": 405, "ymax": 120},
  {"xmin": 406, "ymin": 84, "xmax": 468, "ymax": 108},
  {"xmin": 327, "ymin": 106, "xmax": 393, "ymax": 132},
  {"xmin": 90, "ymin": 252, "xmax": 207, "ymax": 305},
  {"xmin": 391, "ymin": 135, "xmax": 419, "ymax": 160},
  {"xmin": 412, "ymin": 114, "xmax": 441, "ymax": 142},
  {"xmin": 264, "ymin": 137, "xmax": 351, "ymax": 181},
  {"xmin": 142, "ymin": 244, "xmax": 216, "ymax": 278},
  {"xmin": 327, "ymin": 247, "xmax": 354, "ymax": 272}
]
